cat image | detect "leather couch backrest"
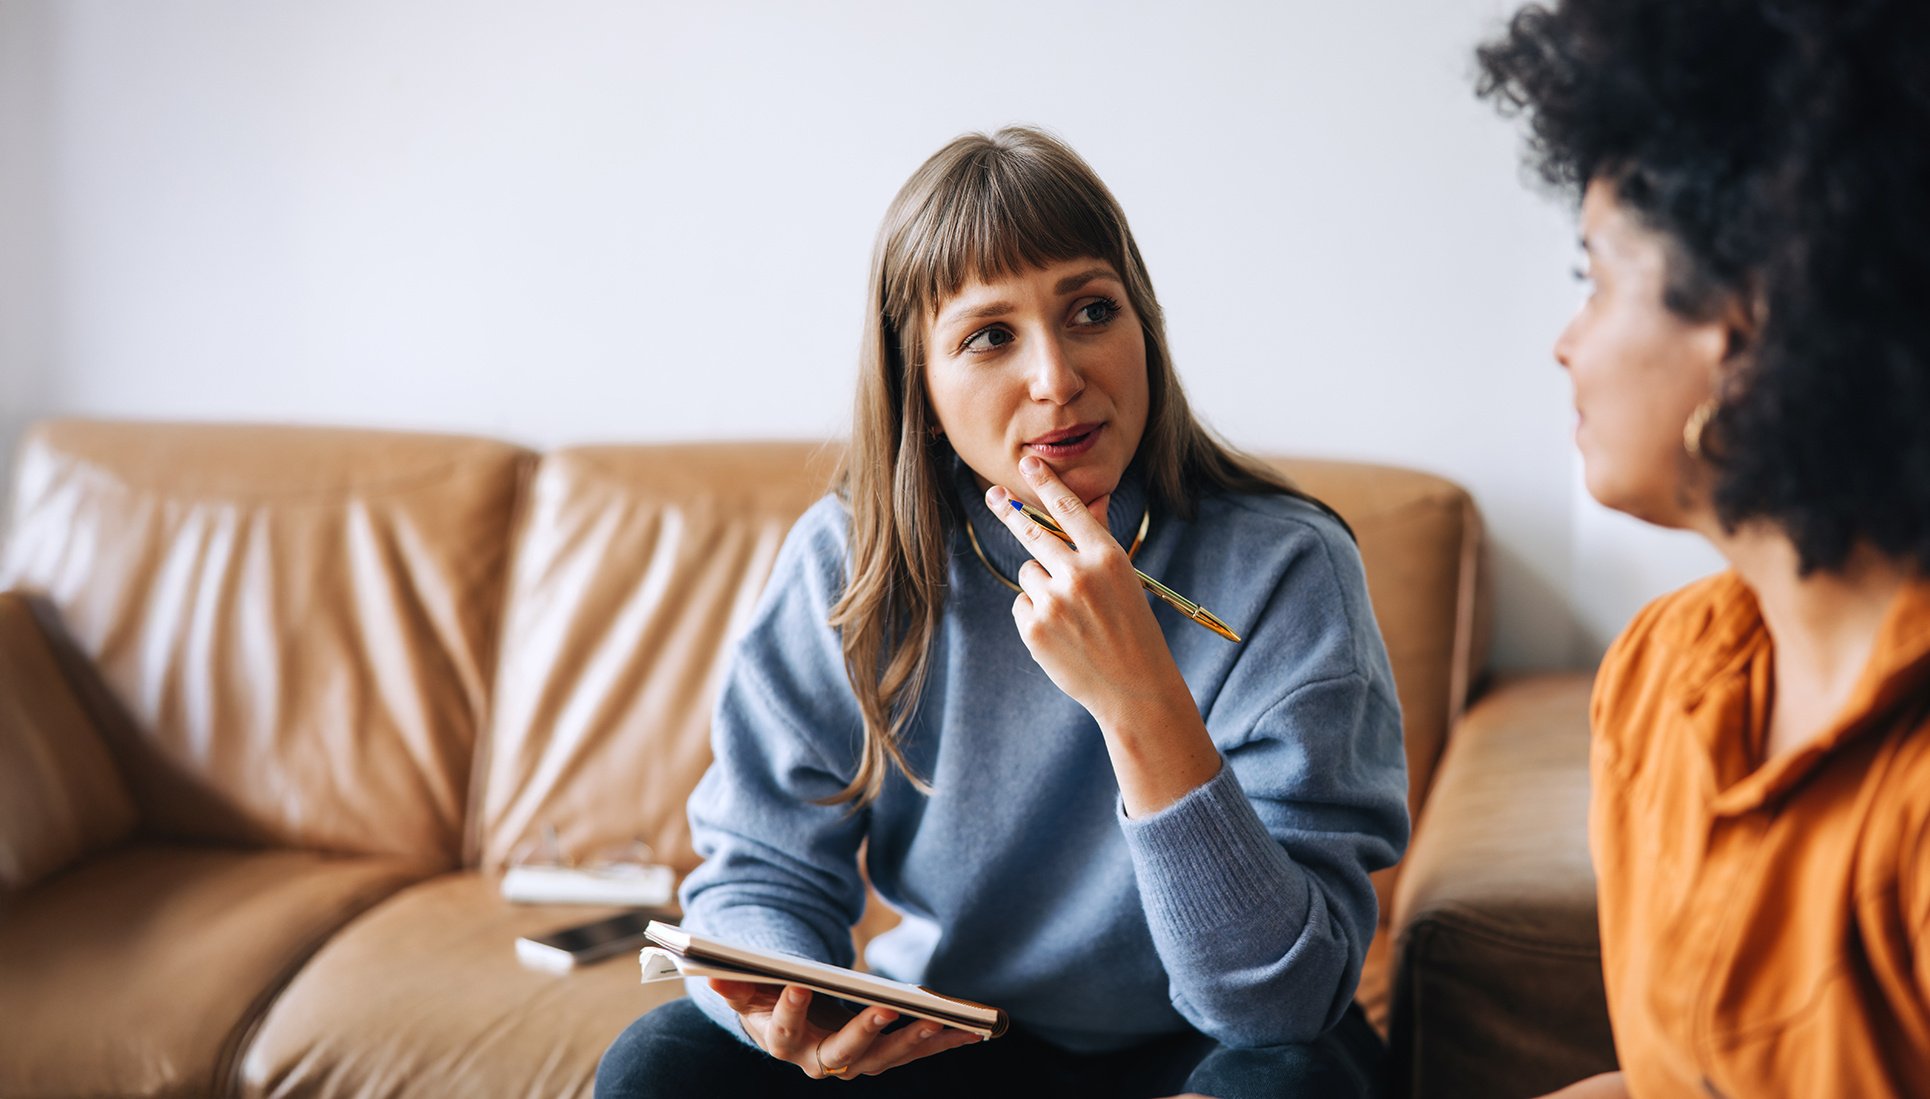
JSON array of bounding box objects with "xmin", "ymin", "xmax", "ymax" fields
[
  {"xmin": 476, "ymin": 445, "xmax": 1488, "ymax": 877},
  {"xmin": 474, "ymin": 442, "xmax": 843, "ymax": 873},
  {"xmin": 0, "ymin": 423, "xmax": 1488, "ymax": 881},
  {"xmin": 0, "ymin": 421, "xmax": 530, "ymax": 864}
]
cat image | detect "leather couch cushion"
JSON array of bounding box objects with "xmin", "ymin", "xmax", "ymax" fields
[
  {"xmin": 1386, "ymin": 673, "xmax": 1616, "ymax": 1098},
  {"xmin": 0, "ymin": 842, "xmax": 434, "ymax": 1099},
  {"xmin": 0, "ymin": 590, "xmax": 136, "ymax": 900},
  {"xmin": 238, "ymin": 873, "xmax": 682, "ymax": 1099},
  {"xmin": 0, "ymin": 421, "xmax": 530, "ymax": 862},
  {"xmin": 475, "ymin": 442, "xmax": 841, "ymax": 872}
]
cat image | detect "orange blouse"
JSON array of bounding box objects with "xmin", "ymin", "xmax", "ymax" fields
[{"xmin": 1590, "ymin": 571, "xmax": 1930, "ymax": 1097}]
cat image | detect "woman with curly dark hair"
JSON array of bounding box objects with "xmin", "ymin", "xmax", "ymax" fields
[{"xmin": 1476, "ymin": 0, "xmax": 1930, "ymax": 1096}]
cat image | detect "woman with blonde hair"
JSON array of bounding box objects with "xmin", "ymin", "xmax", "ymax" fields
[{"xmin": 596, "ymin": 126, "xmax": 1405, "ymax": 1098}]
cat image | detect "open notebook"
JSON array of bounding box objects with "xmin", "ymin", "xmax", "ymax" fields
[{"xmin": 639, "ymin": 921, "xmax": 1009, "ymax": 1039}]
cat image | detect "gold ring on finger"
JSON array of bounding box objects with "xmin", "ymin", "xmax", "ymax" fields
[{"xmin": 814, "ymin": 1037, "xmax": 854, "ymax": 1079}]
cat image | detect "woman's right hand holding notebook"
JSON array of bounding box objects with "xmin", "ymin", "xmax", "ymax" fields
[{"xmin": 708, "ymin": 979, "xmax": 982, "ymax": 1080}]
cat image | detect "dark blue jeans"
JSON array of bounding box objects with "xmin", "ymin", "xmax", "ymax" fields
[{"xmin": 595, "ymin": 998, "xmax": 1384, "ymax": 1099}]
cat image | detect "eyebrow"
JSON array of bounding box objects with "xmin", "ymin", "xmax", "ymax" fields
[
  {"xmin": 936, "ymin": 267, "xmax": 1121, "ymax": 330},
  {"xmin": 1054, "ymin": 266, "xmax": 1117, "ymax": 294},
  {"xmin": 939, "ymin": 299, "xmax": 1017, "ymax": 328}
]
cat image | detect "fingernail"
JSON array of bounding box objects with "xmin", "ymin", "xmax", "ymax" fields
[
  {"xmin": 918, "ymin": 1027, "xmax": 938, "ymax": 1040},
  {"xmin": 869, "ymin": 1012, "xmax": 890, "ymax": 1029},
  {"xmin": 984, "ymin": 485, "xmax": 1006, "ymax": 506},
  {"xmin": 1019, "ymin": 455, "xmax": 1042, "ymax": 476},
  {"xmin": 787, "ymin": 988, "xmax": 806, "ymax": 1004}
]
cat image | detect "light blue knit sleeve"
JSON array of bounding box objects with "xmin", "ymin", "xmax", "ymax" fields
[
  {"xmin": 1117, "ymin": 506, "xmax": 1409, "ymax": 1048},
  {"xmin": 675, "ymin": 497, "xmax": 871, "ymax": 1042}
]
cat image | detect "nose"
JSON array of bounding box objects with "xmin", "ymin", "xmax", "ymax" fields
[
  {"xmin": 1026, "ymin": 334, "xmax": 1086, "ymax": 405},
  {"xmin": 1553, "ymin": 315, "xmax": 1578, "ymax": 373}
]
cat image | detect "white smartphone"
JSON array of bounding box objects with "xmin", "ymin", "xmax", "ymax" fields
[{"xmin": 514, "ymin": 907, "xmax": 677, "ymax": 973}]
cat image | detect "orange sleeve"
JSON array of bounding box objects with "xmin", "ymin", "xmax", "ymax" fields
[{"xmin": 1909, "ymin": 807, "xmax": 1930, "ymax": 1002}]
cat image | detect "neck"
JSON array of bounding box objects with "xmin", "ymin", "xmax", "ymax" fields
[{"xmin": 1707, "ymin": 522, "xmax": 1912, "ymax": 697}]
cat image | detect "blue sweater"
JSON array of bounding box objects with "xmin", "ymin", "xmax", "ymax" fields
[{"xmin": 678, "ymin": 463, "xmax": 1408, "ymax": 1052}]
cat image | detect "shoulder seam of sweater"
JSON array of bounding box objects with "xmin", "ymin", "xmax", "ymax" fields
[
  {"xmin": 1221, "ymin": 669, "xmax": 1388, "ymax": 754},
  {"xmin": 1223, "ymin": 502, "xmax": 1395, "ymax": 719}
]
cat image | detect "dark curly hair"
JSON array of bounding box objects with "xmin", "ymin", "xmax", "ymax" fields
[{"xmin": 1476, "ymin": 0, "xmax": 1930, "ymax": 574}]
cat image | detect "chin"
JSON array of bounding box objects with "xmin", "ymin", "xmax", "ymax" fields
[
  {"xmin": 1581, "ymin": 465, "xmax": 1634, "ymax": 516},
  {"xmin": 1584, "ymin": 469, "xmax": 1691, "ymax": 531},
  {"xmin": 1058, "ymin": 467, "xmax": 1122, "ymax": 508}
]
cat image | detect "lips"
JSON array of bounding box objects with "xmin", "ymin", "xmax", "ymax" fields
[
  {"xmin": 1026, "ymin": 422, "xmax": 1102, "ymax": 447},
  {"xmin": 1023, "ymin": 422, "xmax": 1105, "ymax": 461}
]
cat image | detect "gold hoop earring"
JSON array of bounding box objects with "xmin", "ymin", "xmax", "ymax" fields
[{"xmin": 1683, "ymin": 399, "xmax": 1717, "ymax": 460}]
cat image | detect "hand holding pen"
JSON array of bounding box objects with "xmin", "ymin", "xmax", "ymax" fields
[
  {"xmin": 986, "ymin": 455, "xmax": 1233, "ymax": 815},
  {"xmin": 1004, "ymin": 499, "xmax": 1241, "ymax": 643},
  {"xmin": 985, "ymin": 459, "xmax": 1241, "ymax": 644},
  {"xmin": 988, "ymin": 450, "xmax": 1242, "ymax": 648}
]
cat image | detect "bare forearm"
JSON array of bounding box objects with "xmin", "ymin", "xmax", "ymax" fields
[{"xmin": 1099, "ymin": 685, "xmax": 1222, "ymax": 817}]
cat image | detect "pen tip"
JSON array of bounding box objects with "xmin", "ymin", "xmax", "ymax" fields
[
  {"xmin": 1009, "ymin": 500, "xmax": 1023, "ymax": 511},
  {"xmin": 1198, "ymin": 611, "xmax": 1243, "ymax": 643}
]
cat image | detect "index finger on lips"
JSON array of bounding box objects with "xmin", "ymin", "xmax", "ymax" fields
[{"xmin": 1017, "ymin": 455, "xmax": 1112, "ymax": 550}]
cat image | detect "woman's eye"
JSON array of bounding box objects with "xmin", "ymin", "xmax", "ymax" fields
[
  {"xmin": 1072, "ymin": 298, "xmax": 1121, "ymax": 327},
  {"xmin": 961, "ymin": 326, "xmax": 1014, "ymax": 353},
  {"xmin": 1570, "ymin": 266, "xmax": 1596, "ymax": 300}
]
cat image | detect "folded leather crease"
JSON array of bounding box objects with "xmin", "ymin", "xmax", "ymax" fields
[
  {"xmin": 0, "ymin": 422, "xmax": 526, "ymax": 862},
  {"xmin": 0, "ymin": 590, "xmax": 137, "ymax": 898}
]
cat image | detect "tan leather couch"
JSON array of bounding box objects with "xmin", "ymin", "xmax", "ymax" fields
[{"xmin": 0, "ymin": 420, "xmax": 1611, "ymax": 1098}]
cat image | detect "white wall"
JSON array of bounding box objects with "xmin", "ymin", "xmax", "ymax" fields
[
  {"xmin": 0, "ymin": 0, "xmax": 1723, "ymax": 670},
  {"xmin": 0, "ymin": 0, "xmax": 54, "ymax": 497}
]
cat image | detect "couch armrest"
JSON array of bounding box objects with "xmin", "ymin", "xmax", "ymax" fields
[
  {"xmin": 1385, "ymin": 672, "xmax": 1617, "ymax": 1099},
  {"xmin": 0, "ymin": 591, "xmax": 137, "ymax": 900}
]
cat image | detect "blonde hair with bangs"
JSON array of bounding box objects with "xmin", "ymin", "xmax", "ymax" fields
[{"xmin": 826, "ymin": 126, "xmax": 1309, "ymax": 808}]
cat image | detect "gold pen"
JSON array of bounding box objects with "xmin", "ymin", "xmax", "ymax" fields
[{"xmin": 1010, "ymin": 500, "xmax": 1243, "ymax": 644}]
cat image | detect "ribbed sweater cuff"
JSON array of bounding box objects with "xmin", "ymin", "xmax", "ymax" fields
[{"xmin": 1117, "ymin": 759, "xmax": 1305, "ymax": 940}]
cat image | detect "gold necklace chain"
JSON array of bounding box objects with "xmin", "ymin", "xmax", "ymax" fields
[{"xmin": 964, "ymin": 502, "xmax": 1151, "ymax": 592}]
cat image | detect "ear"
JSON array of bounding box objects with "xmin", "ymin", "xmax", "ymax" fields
[
  {"xmin": 1686, "ymin": 288, "xmax": 1759, "ymax": 401},
  {"xmin": 1717, "ymin": 285, "xmax": 1763, "ymax": 363}
]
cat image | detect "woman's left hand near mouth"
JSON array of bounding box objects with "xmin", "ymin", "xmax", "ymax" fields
[{"xmin": 986, "ymin": 456, "xmax": 1222, "ymax": 812}]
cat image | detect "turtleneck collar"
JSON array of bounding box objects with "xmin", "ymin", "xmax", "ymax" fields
[{"xmin": 950, "ymin": 450, "xmax": 1151, "ymax": 584}]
